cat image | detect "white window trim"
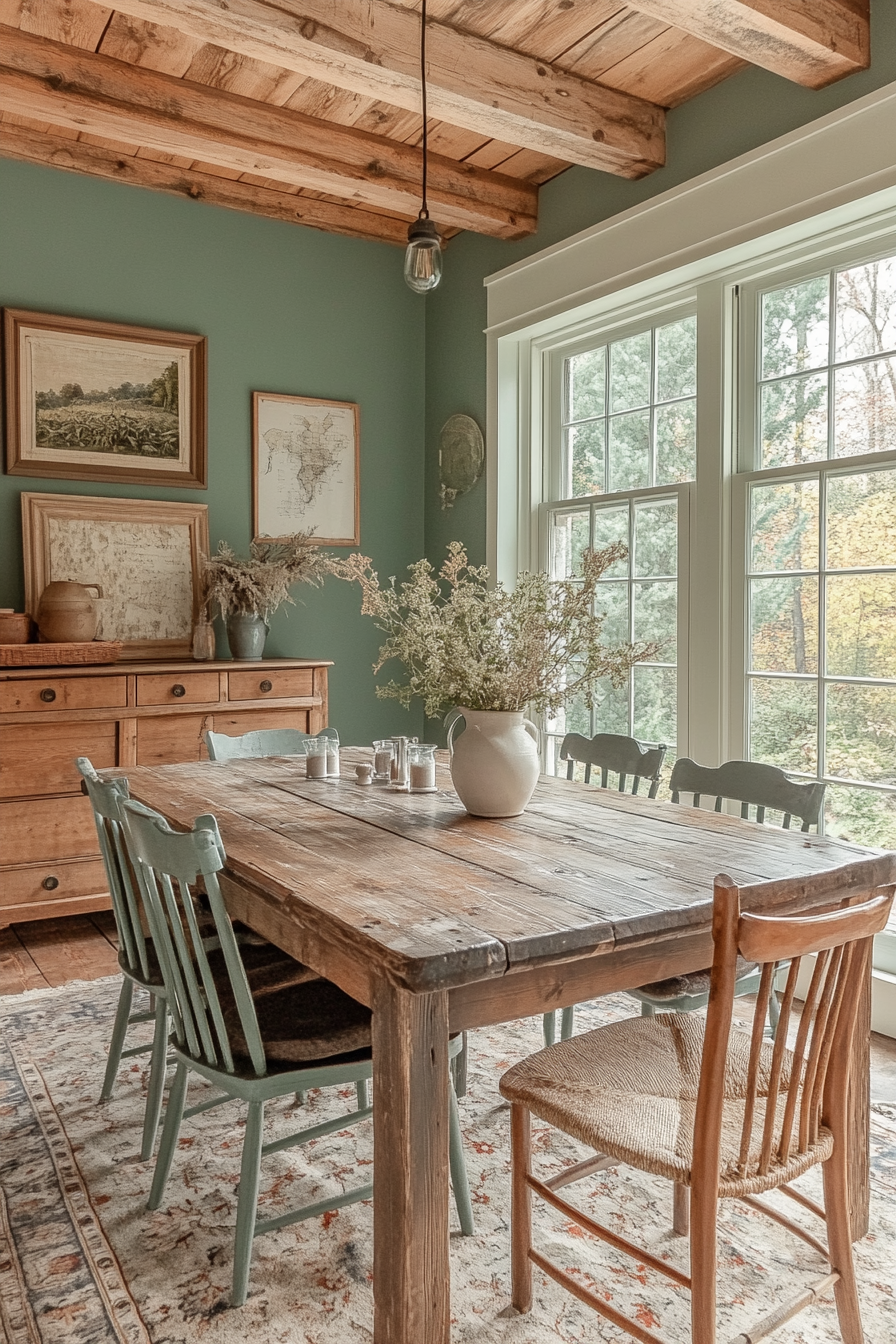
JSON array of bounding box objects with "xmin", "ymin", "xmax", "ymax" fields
[
  {"xmin": 485, "ymin": 77, "xmax": 896, "ymax": 590},
  {"xmin": 485, "ymin": 81, "xmax": 896, "ymax": 1034}
]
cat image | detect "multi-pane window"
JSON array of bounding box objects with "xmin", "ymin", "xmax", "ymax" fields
[
  {"xmin": 758, "ymin": 255, "xmax": 896, "ymax": 466},
  {"xmin": 544, "ymin": 315, "xmax": 695, "ymax": 774},
  {"xmin": 562, "ymin": 315, "xmax": 697, "ymax": 497},
  {"xmin": 545, "ymin": 498, "xmax": 679, "ymax": 774},
  {"xmin": 747, "ymin": 254, "xmax": 896, "ymax": 847}
]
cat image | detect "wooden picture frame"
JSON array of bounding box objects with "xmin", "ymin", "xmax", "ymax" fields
[
  {"xmin": 22, "ymin": 493, "xmax": 210, "ymax": 661},
  {"xmin": 252, "ymin": 391, "xmax": 360, "ymax": 546},
  {"xmin": 4, "ymin": 308, "xmax": 207, "ymax": 488}
]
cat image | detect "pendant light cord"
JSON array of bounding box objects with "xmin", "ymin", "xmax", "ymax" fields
[{"xmin": 420, "ymin": 0, "xmax": 429, "ymax": 220}]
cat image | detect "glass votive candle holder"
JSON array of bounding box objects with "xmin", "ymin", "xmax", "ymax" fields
[
  {"xmin": 304, "ymin": 736, "xmax": 329, "ymax": 779},
  {"xmin": 409, "ymin": 743, "xmax": 438, "ymax": 793},
  {"xmin": 373, "ymin": 739, "xmax": 394, "ymax": 781},
  {"xmin": 327, "ymin": 743, "xmax": 340, "ymax": 777}
]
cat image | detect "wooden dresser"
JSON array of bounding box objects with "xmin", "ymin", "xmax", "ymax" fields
[{"xmin": 0, "ymin": 657, "xmax": 330, "ymax": 928}]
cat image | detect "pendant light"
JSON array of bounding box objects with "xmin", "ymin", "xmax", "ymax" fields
[{"xmin": 404, "ymin": 0, "xmax": 442, "ymax": 293}]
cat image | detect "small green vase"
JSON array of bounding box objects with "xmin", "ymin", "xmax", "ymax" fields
[{"xmin": 226, "ymin": 613, "xmax": 269, "ymax": 660}]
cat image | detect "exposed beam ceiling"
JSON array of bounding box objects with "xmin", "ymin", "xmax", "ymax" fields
[
  {"xmin": 624, "ymin": 0, "xmax": 869, "ymax": 87},
  {"xmin": 101, "ymin": 0, "xmax": 666, "ymax": 177},
  {"xmin": 0, "ymin": 26, "xmax": 537, "ymax": 239},
  {"xmin": 0, "ymin": 122, "xmax": 414, "ymax": 244}
]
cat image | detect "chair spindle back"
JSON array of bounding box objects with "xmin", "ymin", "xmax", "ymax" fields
[
  {"xmin": 695, "ymin": 859, "xmax": 895, "ymax": 1192},
  {"xmin": 121, "ymin": 801, "xmax": 268, "ymax": 1078},
  {"xmin": 669, "ymin": 758, "xmax": 825, "ymax": 831},
  {"xmin": 559, "ymin": 733, "xmax": 667, "ymax": 798},
  {"xmin": 77, "ymin": 758, "xmax": 152, "ymax": 981},
  {"xmin": 205, "ymin": 726, "xmax": 338, "ymax": 762}
]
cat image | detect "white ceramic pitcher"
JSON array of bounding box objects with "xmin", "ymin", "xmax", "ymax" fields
[{"xmin": 446, "ymin": 707, "xmax": 540, "ymax": 818}]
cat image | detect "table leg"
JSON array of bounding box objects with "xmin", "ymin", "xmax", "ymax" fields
[
  {"xmin": 373, "ymin": 979, "xmax": 450, "ymax": 1344},
  {"xmin": 848, "ymin": 965, "xmax": 871, "ymax": 1241}
]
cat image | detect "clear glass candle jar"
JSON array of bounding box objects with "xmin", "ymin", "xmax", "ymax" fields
[
  {"xmin": 373, "ymin": 739, "xmax": 394, "ymax": 781},
  {"xmin": 304, "ymin": 736, "xmax": 330, "ymax": 779},
  {"xmin": 325, "ymin": 734, "xmax": 340, "ymax": 777},
  {"xmin": 408, "ymin": 743, "xmax": 438, "ymax": 793}
]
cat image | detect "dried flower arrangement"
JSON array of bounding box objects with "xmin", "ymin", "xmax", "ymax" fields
[
  {"xmin": 202, "ymin": 534, "xmax": 330, "ymax": 619},
  {"xmin": 332, "ymin": 541, "xmax": 659, "ymax": 718}
]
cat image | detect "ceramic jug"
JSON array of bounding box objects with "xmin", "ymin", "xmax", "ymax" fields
[
  {"xmin": 36, "ymin": 581, "xmax": 103, "ymax": 642},
  {"xmin": 446, "ymin": 708, "xmax": 540, "ymax": 818}
]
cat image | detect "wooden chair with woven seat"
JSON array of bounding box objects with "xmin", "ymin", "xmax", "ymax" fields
[
  {"xmin": 77, "ymin": 758, "xmax": 328, "ymax": 1160},
  {"xmin": 120, "ymin": 798, "xmax": 474, "ymax": 1306},
  {"xmin": 544, "ymin": 732, "xmax": 668, "ymax": 1047},
  {"xmin": 205, "ymin": 726, "xmax": 337, "ymax": 762},
  {"xmin": 501, "ymin": 855, "xmax": 896, "ymax": 1344}
]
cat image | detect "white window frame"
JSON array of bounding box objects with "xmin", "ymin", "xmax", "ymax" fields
[
  {"xmin": 485, "ymin": 80, "xmax": 896, "ymax": 1032},
  {"xmin": 728, "ymin": 237, "xmax": 896, "ymax": 774},
  {"xmin": 539, "ymin": 303, "xmax": 698, "ymax": 763}
]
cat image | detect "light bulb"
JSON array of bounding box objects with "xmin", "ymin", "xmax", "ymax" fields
[{"xmin": 404, "ymin": 217, "xmax": 442, "ymax": 293}]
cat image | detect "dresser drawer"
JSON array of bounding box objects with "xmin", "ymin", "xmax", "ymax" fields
[
  {"xmin": 0, "ymin": 675, "xmax": 128, "ymax": 713},
  {"xmin": 212, "ymin": 709, "xmax": 311, "ymax": 738},
  {"xmin": 136, "ymin": 671, "xmax": 220, "ymax": 706},
  {"xmin": 0, "ymin": 795, "xmax": 99, "ymax": 866},
  {"xmin": 0, "ymin": 858, "xmax": 108, "ymax": 912},
  {"xmin": 0, "ymin": 721, "xmax": 117, "ymax": 799},
  {"xmin": 228, "ymin": 668, "xmax": 315, "ymax": 701},
  {"xmin": 137, "ymin": 714, "xmax": 210, "ymax": 765}
]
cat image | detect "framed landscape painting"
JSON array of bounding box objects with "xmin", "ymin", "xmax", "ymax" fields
[
  {"xmin": 252, "ymin": 391, "xmax": 360, "ymax": 546},
  {"xmin": 3, "ymin": 308, "xmax": 207, "ymax": 487}
]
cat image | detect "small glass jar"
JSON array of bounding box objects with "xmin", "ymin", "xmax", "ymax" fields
[
  {"xmin": 324, "ymin": 731, "xmax": 340, "ymax": 777},
  {"xmin": 409, "ymin": 743, "xmax": 438, "ymax": 793},
  {"xmin": 304, "ymin": 736, "xmax": 330, "ymax": 779},
  {"xmin": 373, "ymin": 739, "xmax": 395, "ymax": 781}
]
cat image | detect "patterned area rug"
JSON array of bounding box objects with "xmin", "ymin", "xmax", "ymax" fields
[{"xmin": 1, "ymin": 978, "xmax": 895, "ymax": 1344}]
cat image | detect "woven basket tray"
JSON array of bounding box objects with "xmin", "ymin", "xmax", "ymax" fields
[{"xmin": 0, "ymin": 640, "xmax": 123, "ymax": 667}]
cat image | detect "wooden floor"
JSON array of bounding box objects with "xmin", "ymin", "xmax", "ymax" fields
[
  {"xmin": 0, "ymin": 910, "xmax": 120, "ymax": 993},
  {"xmin": 2, "ymin": 911, "xmax": 895, "ymax": 1102}
]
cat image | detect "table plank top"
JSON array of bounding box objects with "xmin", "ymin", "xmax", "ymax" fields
[{"xmin": 122, "ymin": 750, "xmax": 882, "ymax": 994}]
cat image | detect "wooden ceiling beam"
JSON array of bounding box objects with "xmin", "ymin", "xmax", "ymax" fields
[
  {"xmin": 102, "ymin": 0, "xmax": 665, "ymax": 177},
  {"xmin": 623, "ymin": 1, "xmax": 869, "ymax": 88},
  {"xmin": 1, "ymin": 121, "xmax": 414, "ymax": 245},
  {"xmin": 0, "ymin": 26, "xmax": 537, "ymax": 239}
]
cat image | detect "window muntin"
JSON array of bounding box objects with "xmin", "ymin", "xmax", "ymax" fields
[
  {"xmin": 747, "ymin": 462, "xmax": 896, "ymax": 848},
  {"xmin": 758, "ymin": 256, "xmax": 896, "ymax": 468},
  {"xmin": 562, "ymin": 315, "xmax": 697, "ymax": 499},
  {"xmin": 544, "ymin": 494, "xmax": 679, "ymax": 776}
]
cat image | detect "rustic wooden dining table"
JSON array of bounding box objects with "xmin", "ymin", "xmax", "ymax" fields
[{"xmin": 122, "ymin": 749, "xmax": 880, "ymax": 1344}]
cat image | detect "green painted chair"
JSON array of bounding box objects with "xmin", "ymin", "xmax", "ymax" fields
[
  {"xmin": 544, "ymin": 732, "xmax": 668, "ymax": 1046},
  {"xmin": 120, "ymin": 800, "xmax": 474, "ymax": 1306},
  {"xmin": 77, "ymin": 758, "xmax": 170, "ymax": 1162},
  {"xmin": 628, "ymin": 758, "xmax": 827, "ymax": 1023},
  {"xmin": 205, "ymin": 726, "xmax": 337, "ymax": 762}
]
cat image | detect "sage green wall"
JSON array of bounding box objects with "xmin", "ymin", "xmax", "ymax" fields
[
  {"xmin": 423, "ymin": 0, "xmax": 896, "ymax": 568},
  {"xmin": 0, "ymin": 158, "xmax": 426, "ymax": 741}
]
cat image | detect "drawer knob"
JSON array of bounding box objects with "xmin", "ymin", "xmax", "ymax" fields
[
  {"xmin": 259, "ymin": 679, "xmax": 273, "ymax": 693},
  {"xmin": 171, "ymin": 683, "xmax": 186, "ymax": 698},
  {"xmin": 40, "ymin": 687, "xmax": 56, "ymax": 703},
  {"xmin": 42, "ymin": 875, "xmax": 59, "ymax": 891}
]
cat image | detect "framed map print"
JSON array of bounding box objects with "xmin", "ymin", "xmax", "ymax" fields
[
  {"xmin": 4, "ymin": 308, "xmax": 207, "ymax": 488},
  {"xmin": 252, "ymin": 391, "xmax": 360, "ymax": 546},
  {"xmin": 22, "ymin": 493, "xmax": 209, "ymax": 660}
]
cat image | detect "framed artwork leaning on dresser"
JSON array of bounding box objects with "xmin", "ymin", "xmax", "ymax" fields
[
  {"xmin": 3, "ymin": 308, "xmax": 207, "ymax": 488},
  {"xmin": 22, "ymin": 493, "xmax": 210, "ymax": 661}
]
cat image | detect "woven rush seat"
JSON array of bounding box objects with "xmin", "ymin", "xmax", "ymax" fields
[{"xmin": 500, "ymin": 1011, "xmax": 833, "ymax": 1198}]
